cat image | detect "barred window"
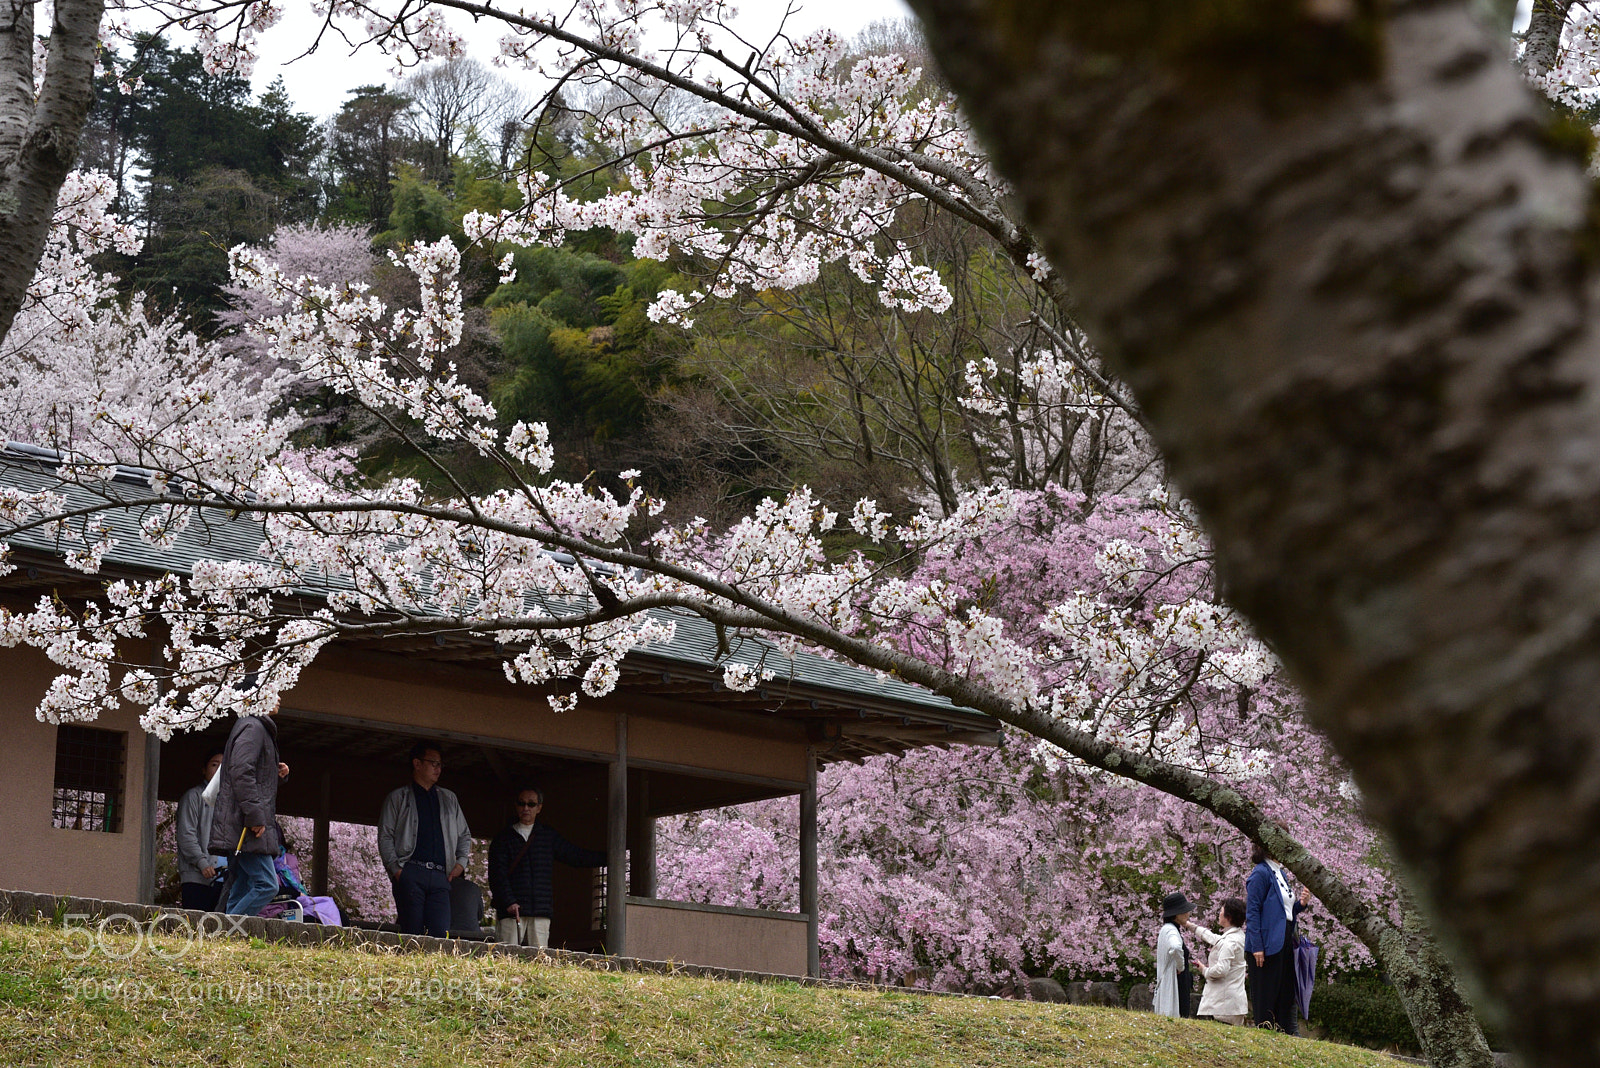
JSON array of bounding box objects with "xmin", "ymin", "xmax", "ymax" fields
[
  {"xmin": 590, "ymin": 856, "xmax": 628, "ymax": 932},
  {"xmin": 52, "ymin": 726, "xmax": 126, "ymax": 833}
]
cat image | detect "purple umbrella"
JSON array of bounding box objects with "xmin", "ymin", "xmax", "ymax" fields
[{"xmin": 1295, "ymin": 936, "xmax": 1319, "ymax": 1021}]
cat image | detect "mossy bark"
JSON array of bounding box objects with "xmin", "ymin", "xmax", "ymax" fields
[
  {"xmin": 1379, "ymin": 888, "xmax": 1498, "ymax": 1068},
  {"xmin": 1522, "ymin": 0, "xmax": 1575, "ymax": 80}
]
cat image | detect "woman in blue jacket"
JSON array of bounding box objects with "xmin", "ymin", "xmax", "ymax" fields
[{"xmin": 1245, "ymin": 841, "xmax": 1313, "ymax": 1032}]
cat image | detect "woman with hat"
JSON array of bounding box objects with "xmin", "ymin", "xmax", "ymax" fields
[{"xmin": 1155, "ymin": 891, "xmax": 1196, "ymax": 1018}]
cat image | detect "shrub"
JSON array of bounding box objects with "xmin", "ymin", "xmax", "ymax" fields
[{"xmin": 1310, "ymin": 975, "xmax": 1419, "ymax": 1054}]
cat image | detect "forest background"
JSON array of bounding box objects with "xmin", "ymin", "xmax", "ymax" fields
[{"xmin": 85, "ymin": 12, "xmax": 1518, "ymax": 1049}]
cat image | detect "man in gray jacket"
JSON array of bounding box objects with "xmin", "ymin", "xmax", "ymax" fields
[
  {"xmin": 175, "ymin": 749, "xmax": 225, "ymax": 911},
  {"xmin": 378, "ymin": 741, "xmax": 472, "ymax": 937}
]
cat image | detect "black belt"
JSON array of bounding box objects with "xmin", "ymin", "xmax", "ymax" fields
[{"xmin": 406, "ymin": 859, "xmax": 446, "ymax": 871}]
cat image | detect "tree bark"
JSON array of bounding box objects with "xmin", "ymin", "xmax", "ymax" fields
[
  {"xmin": 904, "ymin": 0, "xmax": 1600, "ymax": 1064},
  {"xmin": 1523, "ymin": 0, "xmax": 1576, "ymax": 81},
  {"xmin": 0, "ymin": 0, "xmax": 104, "ymax": 345},
  {"xmin": 1389, "ymin": 883, "xmax": 1499, "ymax": 1068}
]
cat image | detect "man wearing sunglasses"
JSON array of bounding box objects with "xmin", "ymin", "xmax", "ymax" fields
[{"xmin": 487, "ymin": 787, "xmax": 607, "ymax": 949}]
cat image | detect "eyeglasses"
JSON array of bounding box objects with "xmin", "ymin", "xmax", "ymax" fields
[
  {"xmin": 418, "ymin": 758, "xmax": 442, "ymax": 768},
  {"xmin": 516, "ymin": 800, "xmax": 542, "ymax": 808}
]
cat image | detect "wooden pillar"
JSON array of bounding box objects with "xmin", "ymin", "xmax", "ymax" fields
[
  {"xmin": 800, "ymin": 745, "xmax": 819, "ymax": 978},
  {"xmin": 312, "ymin": 769, "xmax": 332, "ymax": 896},
  {"xmin": 607, "ymin": 712, "xmax": 628, "ymax": 956},
  {"xmin": 138, "ymin": 647, "xmax": 166, "ymax": 905},
  {"xmin": 138, "ymin": 734, "xmax": 161, "ymax": 904},
  {"xmin": 630, "ymin": 770, "xmax": 655, "ymax": 898}
]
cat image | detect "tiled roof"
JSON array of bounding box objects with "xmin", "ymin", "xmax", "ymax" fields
[{"xmin": 0, "ymin": 450, "xmax": 994, "ymax": 729}]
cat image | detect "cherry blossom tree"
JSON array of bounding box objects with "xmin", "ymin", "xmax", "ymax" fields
[
  {"xmin": 661, "ymin": 488, "xmax": 1393, "ymax": 990},
  {"xmin": 0, "ymin": 205, "xmax": 1485, "ymax": 1061},
  {"xmin": 0, "ymin": 171, "xmax": 296, "ymax": 459},
  {"xmin": 0, "ymin": 0, "xmax": 1586, "ymax": 1063},
  {"xmin": 660, "ymin": 741, "xmax": 1372, "ymax": 990},
  {"xmin": 217, "ymin": 220, "xmax": 378, "ymax": 377}
]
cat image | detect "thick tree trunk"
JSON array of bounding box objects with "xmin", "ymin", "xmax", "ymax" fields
[
  {"xmin": 904, "ymin": 0, "xmax": 1600, "ymax": 1065},
  {"xmin": 1523, "ymin": 0, "xmax": 1576, "ymax": 81},
  {"xmin": 0, "ymin": 0, "xmax": 104, "ymax": 345},
  {"xmin": 1387, "ymin": 885, "xmax": 1499, "ymax": 1068}
]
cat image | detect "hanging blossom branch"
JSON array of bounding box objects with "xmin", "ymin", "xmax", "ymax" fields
[{"xmin": 0, "ymin": 206, "xmax": 1259, "ymax": 773}]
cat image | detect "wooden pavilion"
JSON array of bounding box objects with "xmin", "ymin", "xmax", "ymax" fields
[{"xmin": 0, "ymin": 448, "xmax": 999, "ymax": 976}]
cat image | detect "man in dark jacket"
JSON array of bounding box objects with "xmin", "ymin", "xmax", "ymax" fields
[
  {"xmin": 487, "ymin": 787, "xmax": 605, "ymax": 948},
  {"xmin": 208, "ymin": 703, "xmax": 290, "ymax": 916}
]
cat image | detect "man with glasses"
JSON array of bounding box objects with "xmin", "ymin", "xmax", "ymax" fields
[
  {"xmin": 487, "ymin": 786, "xmax": 606, "ymax": 949},
  {"xmin": 378, "ymin": 741, "xmax": 472, "ymax": 937}
]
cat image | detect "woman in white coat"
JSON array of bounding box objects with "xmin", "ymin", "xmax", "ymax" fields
[
  {"xmin": 1154, "ymin": 891, "xmax": 1196, "ymax": 1018},
  {"xmin": 1195, "ymin": 897, "xmax": 1250, "ymax": 1025}
]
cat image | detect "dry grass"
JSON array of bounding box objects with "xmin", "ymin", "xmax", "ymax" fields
[{"xmin": 0, "ymin": 919, "xmax": 1398, "ymax": 1068}]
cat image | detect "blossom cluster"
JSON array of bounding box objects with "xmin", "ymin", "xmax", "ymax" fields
[{"xmin": 461, "ymin": 11, "xmax": 1000, "ymax": 322}]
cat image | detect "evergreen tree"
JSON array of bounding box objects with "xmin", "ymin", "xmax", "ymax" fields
[
  {"xmin": 326, "ymin": 86, "xmax": 415, "ymax": 227},
  {"xmin": 80, "ymin": 38, "xmax": 324, "ymax": 317}
]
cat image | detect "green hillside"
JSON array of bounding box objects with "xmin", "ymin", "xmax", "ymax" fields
[{"xmin": 0, "ymin": 920, "xmax": 1397, "ymax": 1068}]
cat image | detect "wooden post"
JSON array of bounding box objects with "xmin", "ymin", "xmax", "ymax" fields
[
  {"xmin": 138, "ymin": 734, "xmax": 161, "ymax": 904},
  {"xmin": 800, "ymin": 745, "xmax": 819, "ymax": 978},
  {"xmin": 608, "ymin": 712, "xmax": 628, "ymax": 956},
  {"xmin": 312, "ymin": 769, "xmax": 332, "ymax": 896},
  {"xmin": 631, "ymin": 770, "xmax": 655, "ymax": 898}
]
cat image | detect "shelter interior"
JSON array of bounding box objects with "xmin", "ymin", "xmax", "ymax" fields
[{"xmin": 156, "ymin": 708, "xmax": 798, "ymax": 954}]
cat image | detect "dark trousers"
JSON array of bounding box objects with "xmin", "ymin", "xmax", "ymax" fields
[
  {"xmin": 1248, "ymin": 925, "xmax": 1299, "ymax": 1034},
  {"xmin": 1176, "ymin": 966, "xmax": 1193, "ymax": 1019},
  {"xmin": 180, "ymin": 881, "xmax": 222, "ymax": 912},
  {"xmin": 394, "ymin": 862, "xmax": 451, "ymax": 937}
]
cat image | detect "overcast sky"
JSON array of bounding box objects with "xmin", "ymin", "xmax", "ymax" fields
[{"xmin": 243, "ymin": 0, "xmax": 914, "ymax": 118}]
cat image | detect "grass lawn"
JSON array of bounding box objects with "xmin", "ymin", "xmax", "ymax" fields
[{"xmin": 0, "ymin": 919, "xmax": 1398, "ymax": 1068}]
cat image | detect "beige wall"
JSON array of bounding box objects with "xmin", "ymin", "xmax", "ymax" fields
[
  {"xmin": 294, "ymin": 653, "xmax": 617, "ymax": 755},
  {"xmin": 296, "ymin": 651, "xmax": 810, "ymax": 783},
  {"xmin": 626, "ymin": 898, "xmax": 807, "ymax": 976},
  {"xmin": 627, "ymin": 711, "xmax": 806, "ymax": 783},
  {"xmin": 0, "ymin": 647, "xmax": 148, "ymax": 903}
]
